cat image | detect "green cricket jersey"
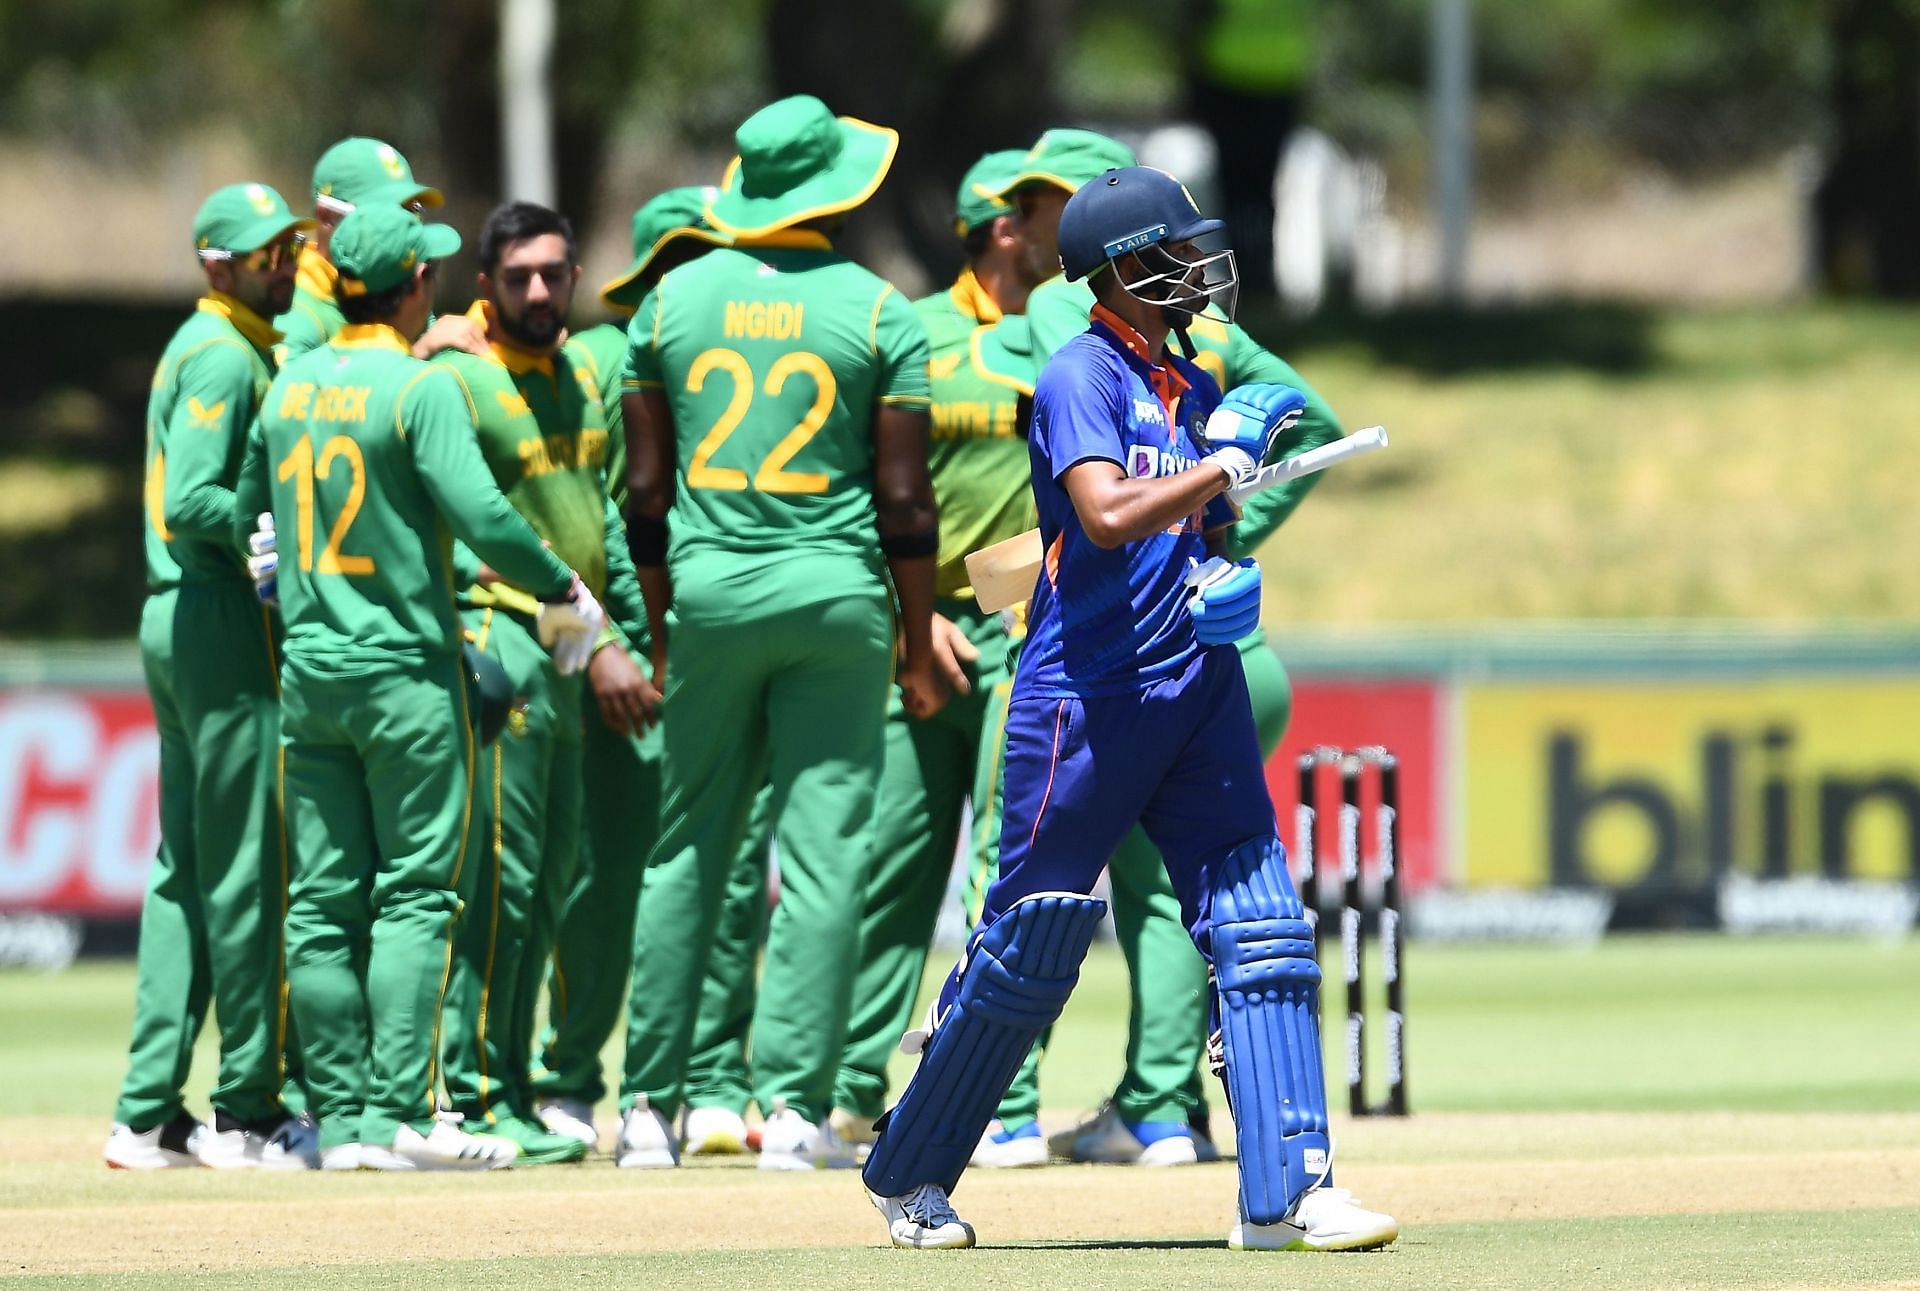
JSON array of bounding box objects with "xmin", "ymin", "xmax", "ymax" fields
[
  {"xmin": 623, "ymin": 230, "xmax": 931, "ymax": 609},
  {"xmin": 144, "ymin": 293, "xmax": 281, "ymax": 589},
  {"xmin": 571, "ymin": 321, "xmax": 630, "ymax": 508},
  {"xmin": 915, "ymin": 270, "xmax": 1036, "ymax": 600},
  {"xmin": 1024, "ymin": 273, "xmax": 1343, "ymax": 555},
  {"xmin": 273, "ymin": 245, "xmax": 347, "ymax": 364},
  {"xmin": 238, "ymin": 322, "xmax": 572, "ymax": 668}
]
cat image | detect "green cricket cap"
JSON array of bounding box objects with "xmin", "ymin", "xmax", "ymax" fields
[
  {"xmin": 331, "ymin": 203, "xmax": 461, "ymax": 296},
  {"xmin": 993, "ymin": 129, "xmax": 1138, "ymax": 198},
  {"xmin": 953, "ymin": 149, "xmax": 1028, "ymax": 237},
  {"xmin": 193, "ymin": 182, "xmax": 314, "ymax": 256},
  {"xmin": 312, "ymin": 137, "xmax": 445, "ymax": 213},
  {"xmin": 600, "ymin": 186, "xmax": 732, "ymax": 310},
  {"xmin": 705, "ymin": 95, "xmax": 898, "ymax": 239}
]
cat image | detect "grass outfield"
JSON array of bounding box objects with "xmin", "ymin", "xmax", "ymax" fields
[{"xmin": 3, "ymin": 936, "xmax": 1917, "ymax": 1286}]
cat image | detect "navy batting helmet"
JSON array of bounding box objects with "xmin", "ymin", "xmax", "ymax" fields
[{"xmin": 1057, "ymin": 166, "xmax": 1238, "ymax": 319}]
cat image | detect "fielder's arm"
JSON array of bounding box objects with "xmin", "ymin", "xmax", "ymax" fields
[
  {"xmin": 625, "ymin": 388, "xmax": 675, "ymax": 688},
  {"xmin": 1224, "ymin": 340, "xmax": 1344, "ymax": 558},
  {"xmin": 162, "ymin": 341, "xmax": 254, "ymax": 546}
]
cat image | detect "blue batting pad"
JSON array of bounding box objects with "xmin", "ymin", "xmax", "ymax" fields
[
  {"xmin": 1210, "ymin": 836, "xmax": 1332, "ymax": 1225},
  {"xmin": 862, "ymin": 892, "xmax": 1106, "ymax": 1197}
]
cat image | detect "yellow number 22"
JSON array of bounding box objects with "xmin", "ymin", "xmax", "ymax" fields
[{"xmin": 683, "ymin": 347, "xmax": 833, "ymax": 495}]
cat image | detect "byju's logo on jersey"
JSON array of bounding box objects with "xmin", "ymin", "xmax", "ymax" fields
[{"xmin": 1128, "ymin": 444, "xmax": 1196, "ymax": 479}]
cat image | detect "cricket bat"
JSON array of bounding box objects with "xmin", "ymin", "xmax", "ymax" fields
[{"xmin": 965, "ymin": 425, "xmax": 1390, "ymax": 614}]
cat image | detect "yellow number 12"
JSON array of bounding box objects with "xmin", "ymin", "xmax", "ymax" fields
[{"xmin": 275, "ymin": 434, "xmax": 377, "ymax": 575}]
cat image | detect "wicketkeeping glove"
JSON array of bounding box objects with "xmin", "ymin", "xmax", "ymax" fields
[
  {"xmin": 246, "ymin": 512, "xmax": 278, "ymax": 605},
  {"xmin": 1185, "ymin": 556, "xmax": 1262, "ymax": 646},
  {"xmin": 1201, "ymin": 383, "xmax": 1308, "ymax": 486},
  {"xmin": 537, "ymin": 572, "xmax": 606, "ymax": 676}
]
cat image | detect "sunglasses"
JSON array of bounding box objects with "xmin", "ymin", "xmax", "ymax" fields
[{"xmin": 202, "ymin": 234, "xmax": 307, "ymax": 272}]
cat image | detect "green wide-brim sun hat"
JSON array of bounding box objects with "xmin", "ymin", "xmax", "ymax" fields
[
  {"xmin": 705, "ymin": 95, "xmax": 898, "ymax": 239},
  {"xmin": 971, "ymin": 315, "xmax": 1039, "ymax": 397},
  {"xmin": 600, "ymin": 186, "xmax": 732, "ymax": 310}
]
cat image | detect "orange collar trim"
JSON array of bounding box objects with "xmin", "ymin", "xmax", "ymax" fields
[
  {"xmin": 466, "ymin": 299, "xmax": 557, "ymax": 376},
  {"xmin": 332, "ymin": 323, "xmax": 412, "ymax": 354},
  {"xmin": 1090, "ymin": 302, "xmax": 1189, "ymax": 394},
  {"xmin": 196, "ymin": 291, "xmax": 282, "ymax": 353},
  {"xmin": 948, "ymin": 268, "xmax": 1003, "ymax": 325}
]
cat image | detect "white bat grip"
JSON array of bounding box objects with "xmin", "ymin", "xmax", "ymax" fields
[{"xmin": 1226, "ymin": 424, "xmax": 1389, "ymax": 504}]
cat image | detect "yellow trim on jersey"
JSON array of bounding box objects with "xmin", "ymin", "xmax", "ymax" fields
[
  {"xmin": 196, "ymin": 291, "xmax": 284, "ymax": 353},
  {"xmin": 731, "ymin": 229, "xmax": 834, "ymax": 251},
  {"xmin": 946, "ymin": 268, "xmax": 1003, "ymax": 325},
  {"xmin": 465, "ymin": 299, "xmax": 557, "ymax": 377},
  {"xmin": 294, "ymin": 244, "xmax": 338, "ymax": 304},
  {"xmin": 867, "ymin": 285, "xmax": 893, "ymax": 355},
  {"xmin": 970, "ymin": 325, "xmax": 1035, "ymax": 397},
  {"xmin": 333, "ymin": 323, "xmax": 411, "ymax": 354}
]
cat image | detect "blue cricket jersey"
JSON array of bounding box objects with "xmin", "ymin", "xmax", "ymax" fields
[{"xmin": 1015, "ymin": 306, "xmax": 1233, "ymax": 699}]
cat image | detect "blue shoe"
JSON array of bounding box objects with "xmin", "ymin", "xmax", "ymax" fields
[{"xmin": 970, "ymin": 1117, "xmax": 1049, "ymax": 1168}]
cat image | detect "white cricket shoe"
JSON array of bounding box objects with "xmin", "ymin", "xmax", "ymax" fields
[
  {"xmin": 757, "ymin": 1101, "xmax": 856, "ymax": 1171},
  {"xmin": 613, "ymin": 1097, "xmax": 680, "ymax": 1169},
  {"xmin": 361, "ymin": 1122, "xmax": 518, "ymax": 1171},
  {"xmin": 536, "ymin": 1098, "xmax": 598, "ymax": 1149},
  {"xmin": 681, "ymin": 1105, "xmax": 749, "ymax": 1156},
  {"xmin": 319, "ymin": 1143, "xmax": 364, "ymax": 1171},
  {"xmin": 1051, "ymin": 1102, "xmax": 1197, "ymax": 1166},
  {"xmin": 828, "ymin": 1109, "xmax": 878, "ymax": 1164},
  {"xmin": 199, "ymin": 1112, "xmax": 319, "ymax": 1171},
  {"xmin": 970, "ymin": 1118, "xmax": 1050, "ymax": 1168},
  {"xmin": 868, "ymin": 1184, "xmax": 976, "ymax": 1249},
  {"xmin": 103, "ymin": 1114, "xmax": 206, "ymax": 1169},
  {"xmin": 1230, "ymin": 1186, "xmax": 1399, "ymax": 1252}
]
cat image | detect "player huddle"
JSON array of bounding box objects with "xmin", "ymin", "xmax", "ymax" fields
[{"xmin": 117, "ymin": 93, "xmax": 1397, "ymax": 1253}]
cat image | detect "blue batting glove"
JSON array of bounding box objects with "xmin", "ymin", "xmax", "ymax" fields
[
  {"xmin": 1186, "ymin": 557, "xmax": 1262, "ymax": 645},
  {"xmin": 1202, "ymin": 383, "xmax": 1309, "ymax": 469}
]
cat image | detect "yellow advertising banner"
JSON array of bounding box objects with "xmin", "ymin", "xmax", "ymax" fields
[{"xmin": 1463, "ymin": 680, "xmax": 1920, "ymax": 889}]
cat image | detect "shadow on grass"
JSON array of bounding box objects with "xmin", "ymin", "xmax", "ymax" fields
[
  {"xmin": 995, "ymin": 1238, "xmax": 1225, "ymax": 1252},
  {"xmin": 1244, "ymin": 300, "xmax": 1662, "ymax": 376}
]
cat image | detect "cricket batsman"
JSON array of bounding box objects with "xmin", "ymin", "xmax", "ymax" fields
[
  {"xmin": 972, "ymin": 127, "xmax": 1345, "ymax": 1169},
  {"xmin": 238, "ymin": 202, "xmax": 604, "ymax": 1170},
  {"xmin": 616, "ymin": 94, "xmax": 944, "ymax": 1171},
  {"xmin": 274, "ymin": 136, "xmax": 485, "ymax": 364},
  {"xmin": 861, "ymin": 166, "xmax": 1398, "ymax": 1253},
  {"xmin": 109, "ymin": 183, "xmax": 318, "ymax": 1171},
  {"xmin": 530, "ymin": 187, "xmax": 730, "ymax": 1149},
  {"xmin": 434, "ymin": 201, "xmax": 649, "ymax": 1165}
]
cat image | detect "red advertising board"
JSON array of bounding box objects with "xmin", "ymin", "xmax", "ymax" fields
[
  {"xmin": 1264, "ymin": 679, "xmax": 1446, "ymax": 891},
  {"xmin": 0, "ymin": 689, "xmax": 159, "ymax": 916}
]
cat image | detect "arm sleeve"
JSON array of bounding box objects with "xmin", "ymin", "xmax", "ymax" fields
[
  {"xmin": 274, "ymin": 304, "xmax": 329, "ymax": 362},
  {"xmin": 871, "ymin": 287, "xmax": 932, "ymax": 408},
  {"xmin": 161, "ymin": 341, "xmax": 258, "ymax": 544},
  {"xmin": 598, "ymin": 490, "xmax": 651, "ymax": 651},
  {"xmin": 231, "ymin": 415, "xmax": 272, "ymax": 554},
  {"xmin": 405, "ymin": 368, "xmax": 573, "ymax": 598},
  {"xmin": 1032, "ymin": 352, "xmax": 1126, "ymax": 482},
  {"xmin": 620, "ymin": 290, "xmax": 664, "ymax": 393},
  {"xmin": 449, "ymin": 539, "xmax": 482, "ymax": 588},
  {"xmin": 1224, "ymin": 327, "xmax": 1345, "ymax": 560}
]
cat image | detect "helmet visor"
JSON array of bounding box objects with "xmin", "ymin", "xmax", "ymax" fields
[{"xmin": 1116, "ymin": 240, "xmax": 1239, "ymax": 322}]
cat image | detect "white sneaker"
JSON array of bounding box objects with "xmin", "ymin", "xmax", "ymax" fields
[
  {"xmin": 361, "ymin": 1122, "xmax": 517, "ymax": 1172},
  {"xmin": 757, "ymin": 1101, "xmax": 856, "ymax": 1171},
  {"xmin": 613, "ymin": 1097, "xmax": 679, "ymax": 1169},
  {"xmin": 868, "ymin": 1184, "xmax": 976, "ymax": 1249},
  {"xmin": 970, "ymin": 1119, "xmax": 1050, "ymax": 1168},
  {"xmin": 199, "ymin": 1113, "xmax": 320, "ymax": 1171},
  {"xmin": 1052, "ymin": 1102, "xmax": 1196, "ymax": 1165},
  {"xmin": 828, "ymin": 1109, "xmax": 877, "ymax": 1164},
  {"xmin": 1230, "ymin": 1186, "xmax": 1399, "ymax": 1252},
  {"xmin": 320, "ymin": 1143, "xmax": 364, "ymax": 1171},
  {"xmin": 103, "ymin": 1114, "xmax": 206, "ymax": 1169},
  {"xmin": 536, "ymin": 1098, "xmax": 598, "ymax": 1149},
  {"xmin": 681, "ymin": 1105, "xmax": 749, "ymax": 1156}
]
